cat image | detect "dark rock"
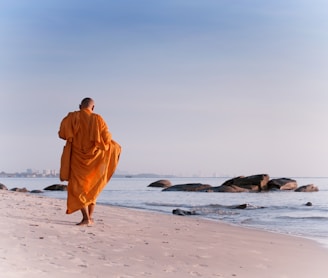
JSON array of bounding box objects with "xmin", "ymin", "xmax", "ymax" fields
[
  {"xmin": 208, "ymin": 184, "xmax": 250, "ymax": 193},
  {"xmin": 10, "ymin": 187, "xmax": 29, "ymax": 192},
  {"xmin": 44, "ymin": 184, "xmax": 67, "ymax": 191},
  {"xmin": 172, "ymin": 208, "xmax": 197, "ymax": 216},
  {"xmin": 148, "ymin": 179, "xmax": 172, "ymax": 188},
  {"xmin": 0, "ymin": 183, "xmax": 8, "ymax": 190},
  {"xmin": 267, "ymin": 178, "xmax": 297, "ymax": 191},
  {"xmin": 305, "ymin": 202, "xmax": 313, "ymax": 206},
  {"xmin": 233, "ymin": 204, "xmax": 248, "ymax": 209},
  {"xmin": 227, "ymin": 203, "xmax": 266, "ymax": 209},
  {"xmin": 295, "ymin": 184, "xmax": 319, "ymax": 192},
  {"xmin": 30, "ymin": 190, "xmax": 43, "ymax": 194},
  {"xmin": 163, "ymin": 183, "xmax": 212, "ymax": 192},
  {"xmin": 221, "ymin": 174, "xmax": 270, "ymax": 191}
]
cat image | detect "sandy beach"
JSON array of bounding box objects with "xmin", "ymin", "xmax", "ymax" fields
[{"xmin": 1, "ymin": 190, "xmax": 328, "ymax": 278}]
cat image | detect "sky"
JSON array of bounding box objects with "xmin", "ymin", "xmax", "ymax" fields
[{"xmin": 1, "ymin": 0, "xmax": 328, "ymax": 177}]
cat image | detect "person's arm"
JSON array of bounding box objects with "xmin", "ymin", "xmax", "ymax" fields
[{"xmin": 58, "ymin": 116, "xmax": 68, "ymax": 140}]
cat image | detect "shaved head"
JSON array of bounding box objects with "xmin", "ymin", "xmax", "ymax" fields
[{"xmin": 79, "ymin": 97, "xmax": 95, "ymax": 110}]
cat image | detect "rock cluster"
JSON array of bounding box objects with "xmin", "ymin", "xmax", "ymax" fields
[
  {"xmin": 149, "ymin": 174, "xmax": 319, "ymax": 193},
  {"xmin": 0, "ymin": 183, "xmax": 67, "ymax": 193}
]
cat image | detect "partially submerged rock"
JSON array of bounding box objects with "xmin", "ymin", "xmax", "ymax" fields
[
  {"xmin": 44, "ymin": 184, "xmax": 67, "ymax": 191},
  {"xmin": 30, "ymin": 190, "xmax": 44, "ymax": 194},
  {"xmin": 172, "ymin": 208, "xmax": 197, "ymax": 216},
  {"xmin": 163, "ymin": 183, "xmax": 212, "ymax": 192},
  {"xmin": 10, "ymin": 187, "xmax": 29, "ymax": 193},
  {"xmin": 267, "ymin": 178, "xmax": 298, "ymax": 191},
  {"xmin": 220, "ymin": 174, "xmax": 270, "ymax": 192},
  {"xmin": 295, "ymin": 184, "xmax": 318, "ymax": 192},
  {"xmin": 148, "ymin": 179, "xmax": 172, "ymax": 188},
  {"xmin": 0, "ymin": 183, "xmax": 8, "ymax": 190},
  {"xmin": 206, "ymin": 184, "xmax": 250, "ymax": 193}
]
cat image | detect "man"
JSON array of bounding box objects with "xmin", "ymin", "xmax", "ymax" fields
[{"xmin": 58, "ymin": 97, "xmax": 121, "ymax": 226}]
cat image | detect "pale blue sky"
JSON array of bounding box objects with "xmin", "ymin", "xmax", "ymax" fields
[{"xmin": 1, "ymin": 0, "xmax": 328, "ymax": 177}]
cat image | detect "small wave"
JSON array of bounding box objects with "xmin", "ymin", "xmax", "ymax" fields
[
  {"xmin": 276, "ymin": 216, "xmax": 328, "ymax": 220},
  {"xmin": 196, "ymin": 203, "xmax": 266, "ymax": 210},
  {"xmin": 144, "ymin": 202, "xmax": 193, "ymax": 209}
]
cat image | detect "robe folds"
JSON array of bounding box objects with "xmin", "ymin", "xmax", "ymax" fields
[{"xmin": 58, "ymin": 109, "xmax": 121, "ymax": 214}]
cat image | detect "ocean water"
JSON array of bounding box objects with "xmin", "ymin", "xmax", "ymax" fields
[{"xmin": 1, "ymin": 176, "xmax": 328, "ymax": 247}]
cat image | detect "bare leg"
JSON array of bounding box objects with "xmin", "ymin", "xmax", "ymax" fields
[
  {"xmin": 88, "ymin": 204, "xmax": 95, "ymax": 224},
  {"xmin": 76, "ymin": 206, "xmax": 92, "ymax": 226}
]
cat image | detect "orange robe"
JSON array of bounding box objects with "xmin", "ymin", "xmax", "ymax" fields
[{"xmin": 58, "ymin": 108, "xmax": 121, "ymax": 214}]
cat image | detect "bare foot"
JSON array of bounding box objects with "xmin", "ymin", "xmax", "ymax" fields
[{"xmin": 76, "ymin": 219, "xmax": 93, "ymax": 226}]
